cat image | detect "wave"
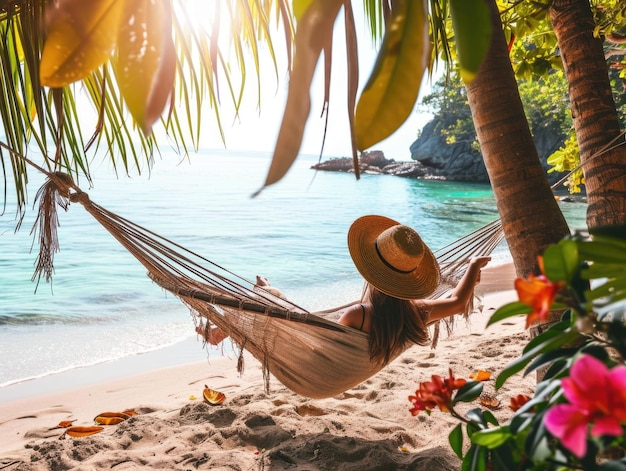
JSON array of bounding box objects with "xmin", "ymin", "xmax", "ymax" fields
[
  {"xmin": 0, "ymin": 333, "xmax": 203, "ymax": 390},
  {"xmin": 0, "ymin": 312, "xmax": 114, "ymax": 326}
]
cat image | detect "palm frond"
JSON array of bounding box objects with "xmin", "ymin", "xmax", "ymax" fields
[{"xmin": 0, "ymin": 0, "xmax": 291, "ymax": 222}]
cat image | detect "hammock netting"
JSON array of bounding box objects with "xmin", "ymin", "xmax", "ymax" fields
[{"xmin": 33, "ymin": 173, "xmax": 507, "ymax": 399}]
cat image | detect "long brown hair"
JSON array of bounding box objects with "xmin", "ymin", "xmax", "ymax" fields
[{"xmin": 365, "ymin": 284, "xmax": 430, "ymax": 365}]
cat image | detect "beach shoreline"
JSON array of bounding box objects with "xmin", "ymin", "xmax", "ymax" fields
[{"xmin": 0, "ymin": 270, "xmax": 537, "ymax": 470}]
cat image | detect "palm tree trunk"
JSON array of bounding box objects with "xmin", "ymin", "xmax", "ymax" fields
[
  {"xmin": 550, "ymin": 0, "xmax": 626, "ymax": 229},
  {"xmin": 465, "ymin": 0, "xmax": 571, "ymax": 278}
]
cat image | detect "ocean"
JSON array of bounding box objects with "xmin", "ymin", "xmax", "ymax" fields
[{"xmin": 0, "ymin": 149, "xmax": 587, "ymax": 391}]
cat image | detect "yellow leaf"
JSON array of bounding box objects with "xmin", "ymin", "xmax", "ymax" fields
[
  {"xmin": 40, "ymin": 0, "xmax": 125, "ymax": 87},
  {"xmin": 292, "ymin": 0, "xmax": 314, "ymax": 21},
  {"xmin": 63, "ymin": 426, "xmax": 104, "ymax": 438},
  {"xmin": 469, "ymin": 370, "xmax": 492, "ymax": 381},
  {"xmin": 354, "ymin": 0, "xmax": 429, "ymax": 151},
  {"xmin": 114, "ymin": 0, "xmax": 175, "ymax": 135},
  {"xmin": 93, "ymin": 412, "xmax": 131, "ymax": 425},
  {"xmin": 203, "ymin": 385, "xmax": 226, "ymax": 405},
  {"xmin": 255, "ymin": 0, "xmax": 344, "ymax": 195}
]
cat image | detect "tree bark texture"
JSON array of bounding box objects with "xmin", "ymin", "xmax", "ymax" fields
[
  {"xmin": 466, "ymin": 0, "xmax": 571, "ymax": 278},
  {"xmin": 550, "ymin": 0, "xmax": 626, "ymax": 229}
]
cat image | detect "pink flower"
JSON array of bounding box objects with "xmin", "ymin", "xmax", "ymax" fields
[{"xmin": 544, "ymin": 355, "xmax": 626, "ymax": 458}]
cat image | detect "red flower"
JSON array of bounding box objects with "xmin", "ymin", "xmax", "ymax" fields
[
  {"xmin": 509, "ymin": 394, "xmax": 532, "ymax": 412},
  {"xmin": 409, "ymin": 369, "xmax": 467, "ymax": 415},
  {"xmin": 514, "ymin": 257, "xmax": 564, "ymax": 329}
]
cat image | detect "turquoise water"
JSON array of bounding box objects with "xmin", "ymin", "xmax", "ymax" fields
[{"xmin": 0, "ymin": 150, "xmax": 587, "ymax": 388}]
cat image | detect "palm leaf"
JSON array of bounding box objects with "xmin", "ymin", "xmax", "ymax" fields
[{"xmin": 0, "ymin": 0, "xmax": 289, "ymax": 220}]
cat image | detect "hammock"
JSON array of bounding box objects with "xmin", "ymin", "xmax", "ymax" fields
[{"xmin": 33, "ymin": 172, "xmax": 506, "ymax": 399}]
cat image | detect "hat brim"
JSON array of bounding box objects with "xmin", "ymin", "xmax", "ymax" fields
[{"xmin": 347, "ymin": 215, "xmax": 440, "ymax": 300}]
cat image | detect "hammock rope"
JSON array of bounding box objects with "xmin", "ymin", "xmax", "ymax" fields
[
  {"xmin": 7, "ymin": 131, "xmax": 623, "ymax": 397},
  {"xmin": 27, "ymin": 171, "xmax": 506, "ymax": 398}
]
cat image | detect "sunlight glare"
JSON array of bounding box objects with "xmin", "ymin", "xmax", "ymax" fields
[{"xmin": 173, "ymin": 0, "xmax": 229, "ymax": 39}]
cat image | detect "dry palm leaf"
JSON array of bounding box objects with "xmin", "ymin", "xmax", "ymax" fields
[
  {"xmin": 479, "ymin": 393, "xmax": 500, "ymax": 410},
  {"xmin": 53, "ymin": 420, "xmax": 76, "ymax": 429},
  {"xmin": 94, "ymin": 412, "xmax": 132, "ymax": 425},
  {"xmin": 61, "ymin": 426, "xmax": 104, "ymax": 439},
  {"xmin": 203, "ymin": 384, "xmax": 226, "ymax": 405}
]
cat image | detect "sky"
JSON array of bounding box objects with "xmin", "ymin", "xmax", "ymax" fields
[{"xmin": 196, "ymin": 6, "xmax": 437, "ymax": 162}]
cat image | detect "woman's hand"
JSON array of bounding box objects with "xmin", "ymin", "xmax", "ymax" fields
[{"xmin": 469, "ymin": 256, "xmax": 491, "ymax": 283}]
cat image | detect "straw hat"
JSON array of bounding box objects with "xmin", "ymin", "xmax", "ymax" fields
[{"xmin": 347, "ymin": 215, "xmax": 440, "ymax": 300}]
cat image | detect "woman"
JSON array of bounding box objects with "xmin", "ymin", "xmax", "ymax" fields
[
  {"xmin": 200, "ymin": 214, "xmax": 490, "ymax": 366},
  {"xmin": 337, "ymin": 214, "xmax": 490, "ymax": 365}
]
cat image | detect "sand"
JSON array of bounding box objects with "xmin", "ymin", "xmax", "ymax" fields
[{"xmin": 0, "ymin": 265, "xmax": 535, "ymax": 471}]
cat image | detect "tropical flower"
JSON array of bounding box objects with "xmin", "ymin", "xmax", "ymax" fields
[
  {"xmin": 409, "ymin": 369, "xmax": 467, "ymax": 415},
  {"xmin": 509, "ymin": 394, "xmax": 532, "ymax": 412},
  {"xmin": 514, "ymin": 256, "xmax": 564, "ymax": 328},
  {"xmin": 544, "ymin": 355, "xmax": 626, "ymax": 458}
]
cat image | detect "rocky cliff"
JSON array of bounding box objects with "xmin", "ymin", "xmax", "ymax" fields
[{"xmin": 312, "ymin": 115, "xmax": 569, "ymax": 185}]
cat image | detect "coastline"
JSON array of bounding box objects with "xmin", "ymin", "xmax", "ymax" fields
[
  {"xmin": 0, "ymin": 263, "xmax": 534, "ymax": 470},
  {"xmin": 0, "ymin": 334, "xmax": 216, "ymax": 404}
]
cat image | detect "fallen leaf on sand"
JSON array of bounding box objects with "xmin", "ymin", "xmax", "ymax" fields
[
  {"xmin": 479, "ymin": 393, "xmax": 500, "ymax": 410},
  {"xmin": 203, "ymin": 385, "xmax": 226, "ymax": 405},
  {"xmin": 469, "ymin": 370, "xmax": 491, "ymax": 381},
  {"xmin": 94, "ymin": 412, "xmax": 131, "ymax": 425},
  {"xmin": 62, "ymin": 426, "xmax": 104, "ymax": 438},
  {"xmin": 56, "ymin": 420, "xmax": 76, "ymax": 429}
]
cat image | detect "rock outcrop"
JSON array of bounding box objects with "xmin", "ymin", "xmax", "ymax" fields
[
  {"xmin": 313, "ymin": 116, "xmax": 570, "ymax": 185},
  {"xmin": 409, "ymin": 116, "xmax": 568, "ymax": 184},
  {"xmin": 311, "ymin": 151, "xmax": 429, "ymax": 178}
]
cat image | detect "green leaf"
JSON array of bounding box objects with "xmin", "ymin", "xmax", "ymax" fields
[
  {"xmin": 467, "ymin": 444, "xmax": 488, "ymax": 471},
  {"xmin": 449, "ymin": 0, "xmax": 493, "ymax": 83},
  {"xmin": 354, "ymin": 0, "xmax": 429, "ymax": 150},
  {"xmin": 586, "ymin": 277, "xmax": 626, "ymax": 303},
  {"xmin": 466, "ymin": 408, "xmax": 489, "ymax": 428},
  {"xmin": 542, "ymin": 240, "xmax": 579, "ymax": 283},
  {"xmin": 510, "ymin": 413, "xmax": 533, "ymax": 435},
  {"xmin": 496, "ymin": 330, "xmax": 579, "ymax": 389},
  {"xmin": 522, "ymin": 319, "xmax": 569, "ymax": 354},
  {"xmin": 114, "ymin": 0, "xmax": 175, "ymax": 135},
  {"xmin": 577, "ymin": 239, "xmax": 626, "ymax": 265},
  {"xmin": 471, "ymin": 427, "xmax": 512, "ymax": 449},
  {"xmin": 525, "ymin": 348, "xmax": 578, "ymax": 377},
  {"xmin": 455, "ymin": 381, "xmax": 483, "ymax": 404},
  {"xmin": 449, "ymin": 423, "xmax": 464, "ymax": 459},
  {"xmin": 40, "ymin": 0, "xmax": 125, "ymax": 87},
  {"xmin": 482, "ymin": 410, "xmax": 499, "ymax": 427},
  {"xmin": 589, "ymin": 225, "xmax": 626, "ymax": 241},
  {"xmin": 599, "ymin": 460, "xmax": 626, "ymax": 470},
  {"xmin": 487, "ymin": 302, "xmax": 531, "ymax": 327}
]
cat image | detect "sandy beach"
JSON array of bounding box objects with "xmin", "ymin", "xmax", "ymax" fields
[{"xmin": 0, "ymin": 264, "xmax": 535, "ymax": 471}]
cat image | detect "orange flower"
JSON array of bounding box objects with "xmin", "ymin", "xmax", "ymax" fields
[
  {"xmin": 409, "ymin": 369, "xmax": 467, "ymax": 415},
  {"xmin": 509, "ymin": 394, "xmax": 532, "ymax": 412},
  {"xmin": 514, "ymin": 257, "xmax": 564, "ymax": 329}
]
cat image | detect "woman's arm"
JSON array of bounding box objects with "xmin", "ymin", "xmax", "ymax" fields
[{"xmin": 423, "ymin": 256, "xmax": 491, "ymax": 323}]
